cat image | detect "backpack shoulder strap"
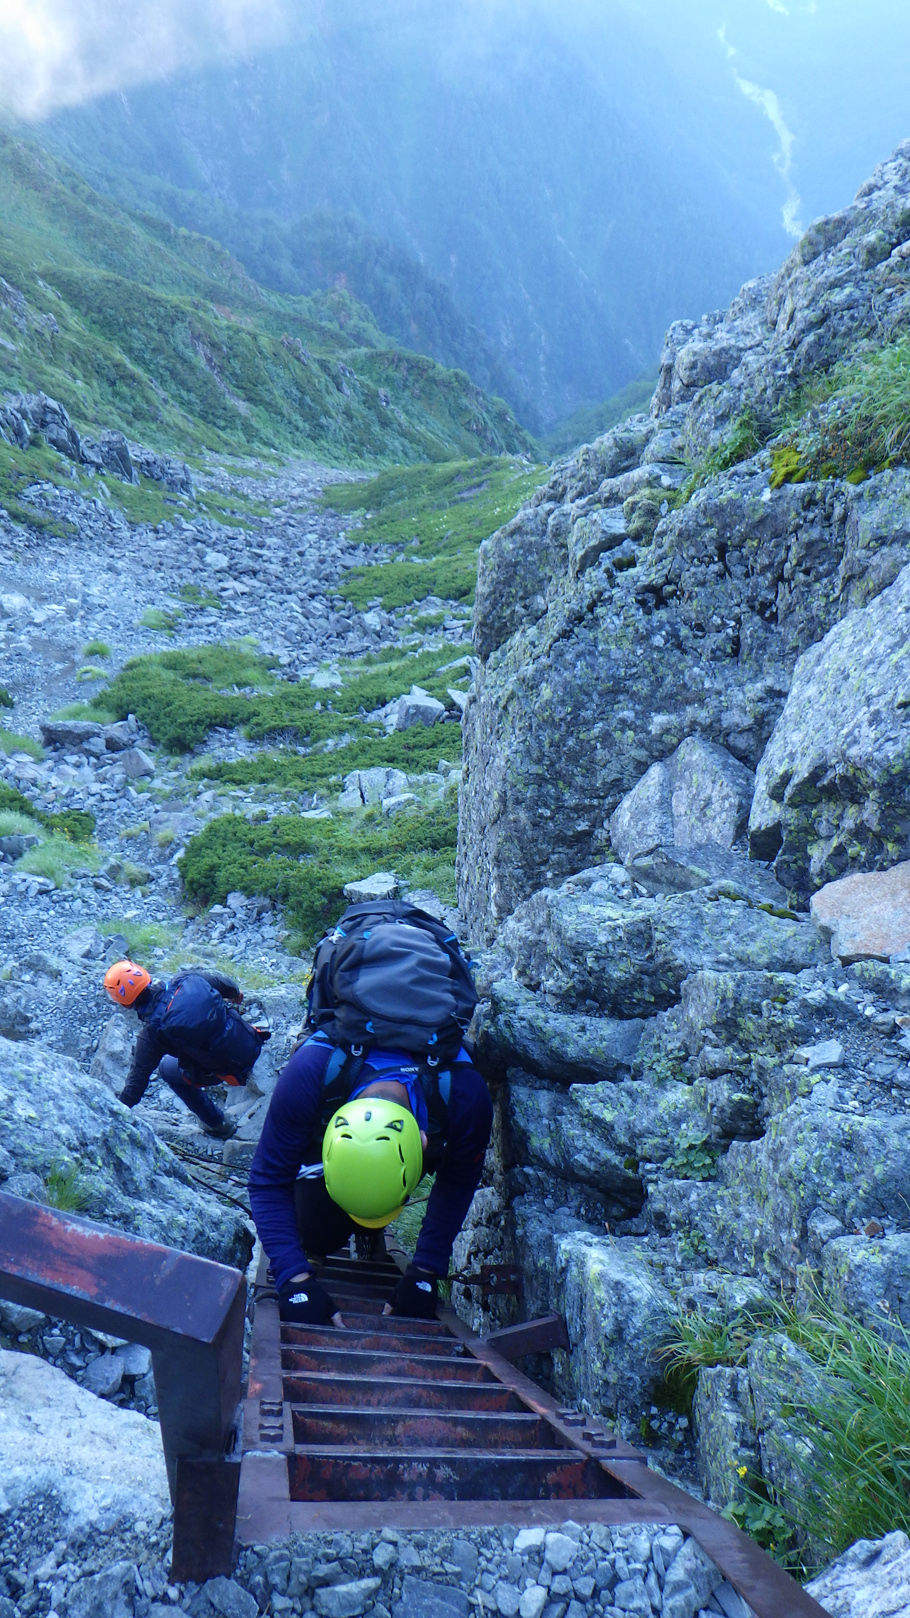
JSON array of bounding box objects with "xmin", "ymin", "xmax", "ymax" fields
[{"xmin": 319, "ymin": 1045, "xmax": 366, "ymax": 1128}]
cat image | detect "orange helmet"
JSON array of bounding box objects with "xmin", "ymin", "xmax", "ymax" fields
[{"xmin": 103, "ymin": 959, "xmax": 151, "ymax": 1007}]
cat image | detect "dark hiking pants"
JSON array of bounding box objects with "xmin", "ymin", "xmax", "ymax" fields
[{"xmin": 157, "ymin": 1054, "xmax": 228, "ymax": 1129}]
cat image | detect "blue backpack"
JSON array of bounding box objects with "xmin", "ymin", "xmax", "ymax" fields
[{"xmin": 147, "ymin": 972, "xmax": 263, "ymax": 1082}]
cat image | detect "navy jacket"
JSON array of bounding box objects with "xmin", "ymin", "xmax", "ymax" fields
[
  {"xmin": 248, "ymin": 1037, "xmax": 493, "ymax": 1290},
  {"xmin": 119, "ymin": 968, "xmax": 243, "ymax": 1107}
]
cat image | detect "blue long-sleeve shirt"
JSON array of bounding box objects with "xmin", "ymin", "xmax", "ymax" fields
[{"xmin": 248, "ymin": 1037, "xmax": 493, "ymax": 1289}]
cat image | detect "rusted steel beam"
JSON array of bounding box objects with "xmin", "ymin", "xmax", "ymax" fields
[
  {"xmin": 241, "ymin": 1495, "xmax": 683, "ymax": 1539},
  {"xmin": 281, "ymin": 1322, "xmax": 459, "ymax": 1355},
  {"xmin": 283, "ymin": 1372, "xmax": 523, "ymax": 1411},
  {"xmin": 290, "ymin": 1405, "xmax": 560, "ymax": 1449},
  {"xmin": 171, "ymin": 1456, "xmax": 241, "ymax": 1583},
  {"xmin": 287, "ymin": 1447, "xmax": 625, "ymax": 1502},
  {"xmin": 482, "ymin": 1313, "xmax": 570, "ymax": 1360},
  {"xmin": 0, "ymin": 1191, "xmax": 245, "ymax": 1581},
  {"xmin": 281, "ymin": 1344, "xmax": 495, "ymax": 1380}
]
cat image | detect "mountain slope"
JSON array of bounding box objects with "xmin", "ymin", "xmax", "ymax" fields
[
  {"xmin": 0, "ymin": 130, "xmax": 533, "ymax": 464},
  {"xmin": 38, "ymin": 0, "xmax": 790, "ymax": 430}
]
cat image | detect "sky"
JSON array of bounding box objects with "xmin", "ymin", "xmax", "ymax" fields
[{"xmin": 0, "ymin": 0, "xmax": 296, "ymax": 119}]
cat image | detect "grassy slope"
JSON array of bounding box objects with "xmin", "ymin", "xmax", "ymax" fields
[
  {"xmin": 82, "ymin": 455, "xmax": 543, "ymax": 945},
  {"xmin": 0, "ymin": 129, "xmax": 535, "ymax": 466}
]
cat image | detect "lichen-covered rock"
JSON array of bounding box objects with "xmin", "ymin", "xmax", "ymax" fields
[
  {"xmin": 749, "ymin": 563, "xmax": 910, "ymax": 897},
  {"xmin": 0, "ymin": 1035, "xmax": 251, "ymax": 1267},
  {"xmin": 623, "ymin": 841, "xmax": 788, "ymax": 906},
  {"xmin": 512, "ymin": 1199, "xmax": 675, "ymax": 1420},
  {"xmin": 460, "ymin": 148, "xmax": 910, "ymax": 940},
  {"xmin": 609, "ymin": 736, "xmax": 755, "ymax": 862},
  {"xmin": 472, "ymin": 977, "xmax": 645, "ymax": 1084},
  {"xmin": 498, "ymin": 865, "xmax": 825, "ymax": 1016},
  {"xmin": 692, "ymin": 1366, "xmax": 761, "ymax": 1511},
  {"xmin": 508, "ymin": 1081, "xmax": 643, "ymax": 1214},
  {"xmin": 821, "ymin": 1232, "xmax": 910, "ymax": 1340},
  {"xmin": 656, "ymin": 1079, "xmax": 910, "ymax": 1283},
  {"xmin": 746, "ymin": 1333, "xmax": 835, "ymax": 1565}
]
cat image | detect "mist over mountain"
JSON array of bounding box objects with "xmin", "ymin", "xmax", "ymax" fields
[
  {"xmin": 13, "ymin": 1, "xmax": 910, "ymax": 430},
  {"xmin": 29, "ymin": 0, "xmax": 780, "ymax": 431}
]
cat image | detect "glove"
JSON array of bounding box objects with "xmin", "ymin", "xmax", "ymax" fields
[
  {"xmin": 391, "ymin": 1266, "xmax": 438, "ymax": 1320},
  {"xmin": 278, "ymin": 1276, "xmax": 336, "ymax": 1326},
  {"xmin": 117, "ymin": 1091, "xmax": 135, "ymax": 1108}
]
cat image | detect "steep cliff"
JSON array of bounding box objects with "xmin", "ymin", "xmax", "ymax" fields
[
  {"xmin": 457, "ymin": 144, "xmax": 910, "ymax": 1561},
  {"xmin": 460, "ymin": 144, "xmax": 910, "ymax": 932}
]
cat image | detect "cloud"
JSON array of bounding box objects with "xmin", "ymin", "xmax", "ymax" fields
[
  {"xmin": 765, "ymin": 0, "xmax": 790, "ymax": 14},
  {"xmin": 734, "ymin": 75, "xmax": 803, "ymax": 236},
  {"xmin": 0, "ymin": 0, "xmax": 295, "ymax": 120}
]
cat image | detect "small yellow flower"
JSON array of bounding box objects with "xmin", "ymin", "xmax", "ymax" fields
[{"xmin": 736, "ymin": 1465, "xmax": 748, "ymax": 1478}]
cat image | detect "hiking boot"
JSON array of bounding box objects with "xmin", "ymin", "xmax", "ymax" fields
[{"xmin": 203, "ymin": 1116, "xmax": 238, "ymax": 1140}]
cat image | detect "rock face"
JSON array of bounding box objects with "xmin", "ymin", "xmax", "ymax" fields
[
  {"xmin": 0, "ymin": 1035, "xmax": 251, "ymax": 1267},
  {"xmin": 456, "ymin": 142, "xmax": 910, "ymax": 1554},
  {"xmin": 0, "ymin": 1348, "xmax": 170, "ymax": 1560},
  {"xmin": 749, "ymin": 561, "xmax": 910, "ymax": 896},
  {"xmin": 810, "ymin": 861, "xmax": 910, "ymax": 964},
  {"xmin": 459, "ymin": 145, "xmax": 910, "ymax": 937}
]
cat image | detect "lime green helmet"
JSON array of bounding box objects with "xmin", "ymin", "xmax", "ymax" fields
[{"xmin": 322, "ymin": 1097, "xmax": 423, "ymax": 1227}]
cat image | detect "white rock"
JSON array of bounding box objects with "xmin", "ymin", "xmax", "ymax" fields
[
  {"xmin": 793, "ymin": 1039, "xmax": 845, "ymax": 1070},
  {"xmin": 382, "ymin": 793, "xmax": 419, "ymax": 816},
  {"xmin": 806, "ymin": 1531, "xmax": 910, "ymax": 1618},
  {"xmin": 0, "ymin": 1347, "xmax": 169, "ymax": 1537},
  {"xmin": 343, "ymin": 872, "xmax": 400, "ymax": 902}
]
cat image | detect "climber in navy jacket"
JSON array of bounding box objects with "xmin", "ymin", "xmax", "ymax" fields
[
  {"xmin": 247, "ymin": 1032, "xmax": 493, "ymax": 1324},
  {"xmin": 104, "ymin": 959, "xmax": 265, "ymax": 1140}
]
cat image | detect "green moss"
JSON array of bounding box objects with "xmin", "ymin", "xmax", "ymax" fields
[
  {"xmin": 324, "ymin": 456, "xmax": 544, "ymax": 609},
  {"xmin": 179, "ymin": 800, "xmax": 458, "ymax": 947},
  {"xmin": 139, "ymin": 606, "xmax": 183, "ymax": 634},
  {"xmin": 177, "ymin": 582, "xmax": 222, "ymax": 609},
  {"xmin": 0, "ymin": 728, "xmax": 42, "ymax": 759},
  {"xmin": 0, "ymin": 688, "xmax": 13, "ymax": 709}
]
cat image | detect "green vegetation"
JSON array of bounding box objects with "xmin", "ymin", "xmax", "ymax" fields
[
  {"xmin": 139, "ymin": 606, "xmax": 183, "ymax": 635},
  {"xmin": 323, "ymin": 456, "xmax": 544, "ymax": 609},
  {"xmin": 665, "ymin": 1131, "xmax": 720, "ymax": 1180},
  {"xmin": 16, "ymin": 834, "xmax": 101, "ymax": 885},
  {"xmin": 771, "ymin": 338, "xmax": 910, "ymax": 486},
  {"xmin": 0, "ymin": 783, "xmax": 95, "ymax": 843},
  {"xmin": 99, "ymin": 916, "xmax": 182, "ymax": 963},
  {"xmin": 542, "ymin": 373, "xmax": 657, "ymax": 457},
  {"xmin": 0, "ymin": 128, "xmax": 532, "ymax": 469},
  {"xmin": 0, "ymin": 785, "xmax": 96, "ymax": 885},
  {"xmin": 178, "ymin": 582, "xmax": 222, "ymax": 610},
  {"xmin": 660, "ymin": 1288, "xmax": 910, "ymax": 1571},
  {"xmin": 180, "ymin": 799, "xmax": 458, "ymax": 948},
  {"xmin": 0, "ymin": 688, "xmax": 13, "ymax": 709},
  {"xmin": 0, "ymin": 810, "xmax": 43, "ymax": 839},
  {"xmin": 82, "ymin": 640, "xmax": 111, "ymax": 659},
  {"xmin": 42, "ymin": 1160, "xmax": 92, "ymax": 1213},
  {"xmin": 91, "ymin": 639, "xmax": 468, "ymax": 758},
  {"xmin": 0, "ymin": 728, "xmax": 43, "ymax": 759},
  {"xmin": 0, "ymin": 438, "xmax": 83, "ymax": 536},
  {"xmin": 681, "ymin": 409, "xmax": 764, "ymax": 501}
]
